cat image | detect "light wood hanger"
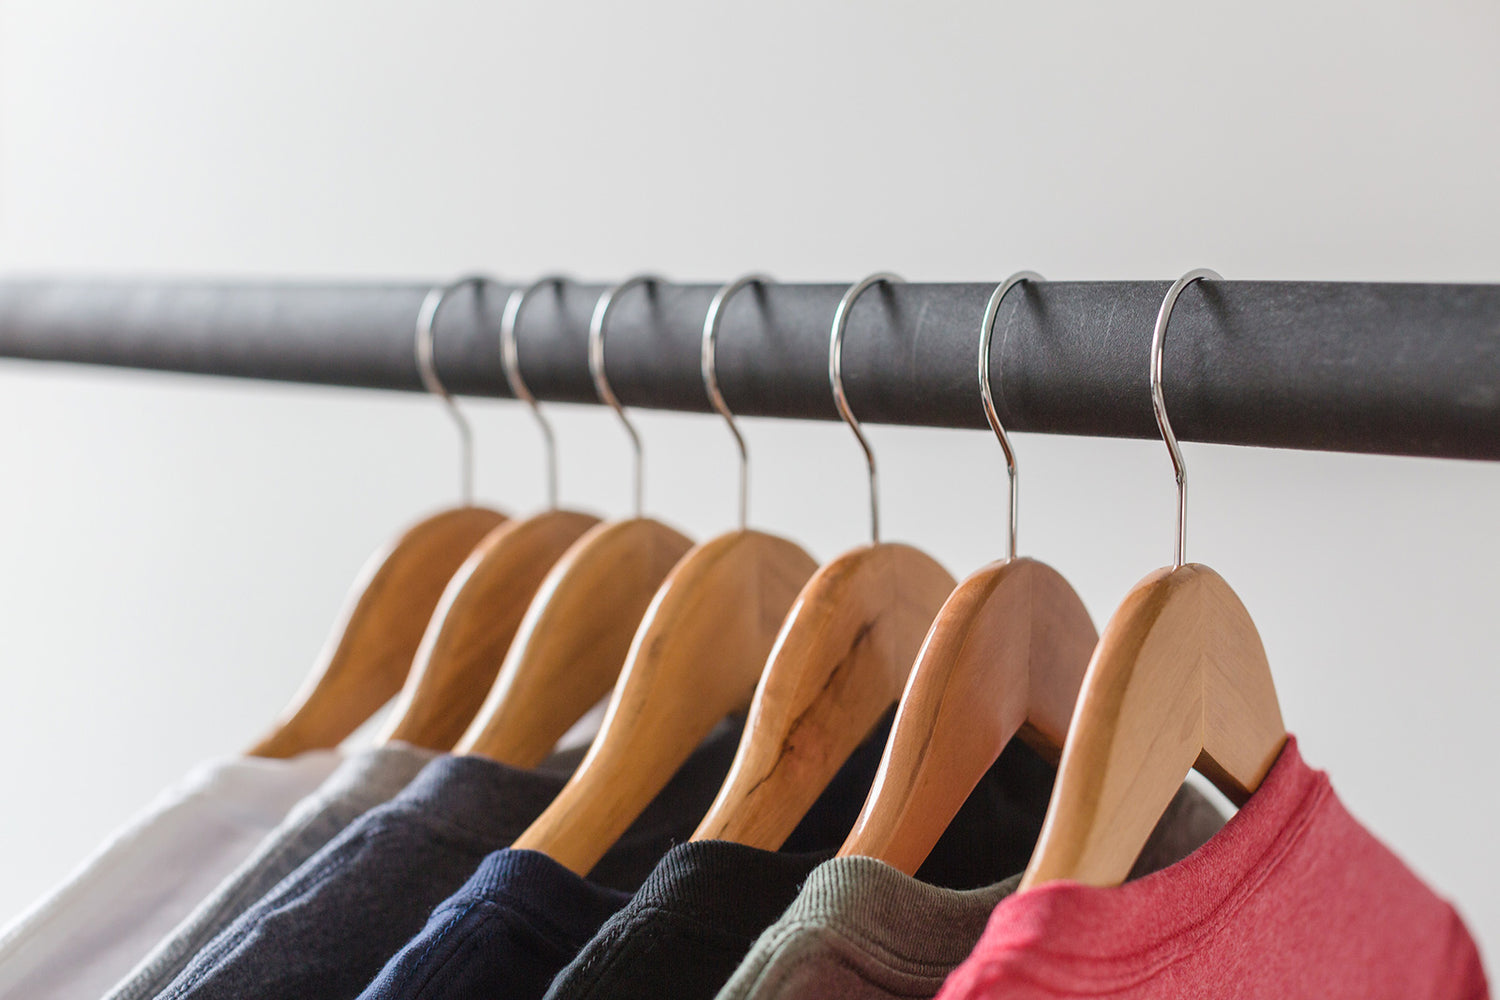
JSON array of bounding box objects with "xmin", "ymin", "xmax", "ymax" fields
[
  {"xmin": 249, "ymin": 276, "xmax": 507, "ymax": 757},
  {"xmin": 508, "ymin": 275, "xmax": 821, "ymax": 874},
  {"xmin": 838, "ymin": 274, "xmax": 1099, "ymax": 874},
  {"xmin": 691, "ymin": 274, "xmax": 955, "ymax": 851},
  {"xmin": 1021, "ymin": 270, "xmax": 1286, "ymax": 890},
  {"xmin": 379, "ymin": 279, "xmax": 603, "ymax": 750},
  {"xmin": 455, "ymin": 276, "xmax": 696, "ymax": 770}
]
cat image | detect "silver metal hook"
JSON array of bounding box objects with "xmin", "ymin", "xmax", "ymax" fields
[
  {"xmin": 980, "ymin": 271, "xmax": 1044, "ymax": 561},
  {"xmin": 703, "ymin": 274, "xmax": 772, "ymax": 530},
  {"xmin": 416, "ymin": 274, "xmax": 495, "ymax": 506},
  {"xmin": 501, "ymin": 276, "xmax": 568, "ymax": 510},
  {"xmin": 830, "ymin": 272, "xmax": 904, "ymax": 544},
  {"xmin": 1151, "ymin": 268, "xmax": 1220, "ymax": 569},
  {"xmin": 589, "ymin": 274, "xmax": 664, "ymax": 518}
]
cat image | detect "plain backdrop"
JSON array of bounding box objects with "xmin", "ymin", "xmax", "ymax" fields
[{"xmin": 1, "ymin": 0, "xmax": 1498, "ymax": 963}]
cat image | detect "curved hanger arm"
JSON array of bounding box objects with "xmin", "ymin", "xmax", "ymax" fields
[
  {"xmin": 1021, "ymin": 563, "xmax": 1286, "ymax": 889},
  {"xmin": 691, "ymin": 542, "xmax": 955, "ymax": 849},
  {"xmin": 375, "ymin": 509, "xmax": 601, "ymax": 750},
  {"xmin": 838, "ymin": 556, "xmax": 1097, "ymax": 873},
  {"xmin": 454, "ymin": 517, "xmax": 694, "ymax": 767},
  {"xmin": 247, "ymin": 506, "xmax": 505, "ymax": 757},
  {"xmin": 511, "ymin": 529, "xmax": 817, "ymax": 875}
]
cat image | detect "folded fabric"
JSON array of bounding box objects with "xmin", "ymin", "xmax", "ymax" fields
[
  {"xmin": 716, "ymin": 782, "xmax": 1224, "ymax": 1000},
  {"xmin": 543, "ymin": 739, "xmax": 1060, "ymax": 1000},
  {"xmin": 354, "ymin": 710, "xmax": 903, "ymax": 1000},
  {"xmin": 154, "ymin": 722, "xmax": 742, "ymax": 1000},
  {"xmin": 0, "ymin": 750, "xmax": 341, "ymax": 1000},
  {"xmin": 936, "ymin": 736, "xmax": 1488, "ymax": 1000},
  {"xmin": 102, "ymin": 742, "xmax": 436, "ymax": 1000}
]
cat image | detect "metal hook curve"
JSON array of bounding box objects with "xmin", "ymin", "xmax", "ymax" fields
[
  {"xmin": 1151, "ymin": 268, "xmax": 1221, "ymax": 569},
  {"xmin": 703, "ymin": 274, "xmax": 772, "ymax": 530},
  {"xmin": 589, "ymin": 274, "xmax": 664, "ymax": 517},
  {"xmin": 830, "ymin": 272, "xmax": 904, "ymax": 544},
  {"xmin": 980, "ymin": 271, "xmax": 1044, "ymax": 561},
  {"xmin": 416, "ymin": 273, "xmax": 495, "ymax": 506},
  {"xmin": 501, "ymin": 276, "xmax": 568, "ymax": 510}
]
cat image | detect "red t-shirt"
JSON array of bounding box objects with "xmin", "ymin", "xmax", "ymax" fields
[{"xmin": 937, "ymin": 737, "xmax": 1487, "ymax": 999}]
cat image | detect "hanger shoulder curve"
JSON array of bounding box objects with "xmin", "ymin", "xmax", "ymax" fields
[
  {"xmin": 454, "ymin": 516, "xmax": 693, "ymax": 767},
  {"xmin": 510, "ymin": 529, "xmax": 817, "ymax": 875},
  {"xmin": 376, "ymin": 509, "xmax": 602, "ymax": 751},
  {"xmin": 839, "ymin": 557, "xmax": 1097, "ymax": 873},
  {"xmin": 247, "ymin": 505, "xmax": 506, "ymax": 758},
  {"xmin": 691, "ymin": 542, "xmax": 956, "ymax": 850},
  {"xmin": 1021, "ymin": 563, "xmax": 1285, "ymax": 890}
]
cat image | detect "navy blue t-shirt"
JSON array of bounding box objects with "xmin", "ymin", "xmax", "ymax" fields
[{"xmin": 355, "ymin": 849, "xmax": 630, "ymax": 1000}]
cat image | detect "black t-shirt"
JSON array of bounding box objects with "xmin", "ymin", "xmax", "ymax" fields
[{"xmin": 540, "ymin": 740, "xmax": 1055, "ymax": 1000}]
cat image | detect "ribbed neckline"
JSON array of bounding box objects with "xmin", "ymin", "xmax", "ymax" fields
[
  {"xmin": 788, "ymin": 858, "xmax": 1023, "ymax": 966},
  {"xmin": 631, "ymin": 841, "xmax": 830, "ymax": 940},
  {"xmin": 448, "ymin": 848, "xmax": 633, "ymax": 944},
  {"xmin": 973, "ymin": 736, "xmax": 1321, "ymax": 962}
]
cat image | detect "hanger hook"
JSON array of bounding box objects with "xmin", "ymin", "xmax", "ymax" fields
[
  {"xmin": 1151, "ymin": 268, "xmax": 1220, "ymax": 569},
  {"xmin": 416, "ymin": 274, "xmax": 496, "ymax": 507},
  {"xmin": 703, "ymin": 274, "xmax": 772, "ymax": 530},
  {"xmin": 830, "ymin": 272, "xmax": 904, "ymax": 544},
  {"xmin": 502, "ymin": 276, "xmax": 568, "ymax": 510},
  {"xmin": 980, "ymin": 271, "xmax": 1044, "ymax": 562},
  {"xmin": 589, "ymin": 275, "xmax": 664, "ymax": 518}
]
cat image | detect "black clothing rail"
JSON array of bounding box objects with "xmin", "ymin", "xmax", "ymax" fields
[{"xmin": 0, "ymin": 278, "xmax": 1496, "ymax": 460}]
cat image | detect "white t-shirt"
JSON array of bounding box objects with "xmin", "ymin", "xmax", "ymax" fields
[{"xmin": 0, "ymin": 750, "xmax": 341, "ymax": 1000}]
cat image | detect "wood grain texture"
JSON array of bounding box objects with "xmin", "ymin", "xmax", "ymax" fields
[
  {"xmin": 376, "ymin": 509, "xmax": 601, "ymax": 751},
  {"xmin": 691, "ymin": 542, "xmax": 955, "ymax": 850},
  {"xmin": 1021, "ymin": 563, "xmax": 1286, "ymax": 890},
  {"xmin": 510, "ymin": 529, "xmax": 817, "ymax": 875},
  {"xmin": 838, "ymin": 557, "xmax": 1098, "ymax": 873},
  {"xmin": 454, "ymin": 517, "xmax": 694, "ymax": 767},
  {"xmin": 246, "ymin": 505, "xmax": 506, "ymax": 758}
]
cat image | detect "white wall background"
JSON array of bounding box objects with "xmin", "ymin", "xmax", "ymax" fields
[{"xmin": 1, "ymin": 0, "xmax": 1497, "ymax": 963}]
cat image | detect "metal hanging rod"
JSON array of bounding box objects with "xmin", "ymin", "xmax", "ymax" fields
[{"xmin": 0, "ymin": 277, "xmax": 1496, "ymax": 460}]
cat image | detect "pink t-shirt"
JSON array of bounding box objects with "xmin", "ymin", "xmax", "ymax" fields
[{"xmin": 937, "ymin": 737, "xmax": 1487, "ymax": 999}]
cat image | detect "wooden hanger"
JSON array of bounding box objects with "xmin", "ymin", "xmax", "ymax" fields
[
  {"xmin": 691, "ymin": 274, "xmax": 955, "ymax": 851},
  {"xmin": 249, "ymin": 277, "xmax": 507, "ymax": 757},
  {"xmin": 454, "ymin": 517, "xmax": 693, "ymax": 766},
  {"xmin": 508, "ymin": 275, "xmax": 823, "ymax": 874},
  {"xmin": 1021, "ymin": 270, "xmax": 1286, "ymax": 890},
  {"xmin": 455, "ymin": 276, "xmax": 696, "ymax": 770},
  {"xmin": 379, "ymin": 279, "xmax": 606, "ymax": 751},
  {"xmin": 247, "ymin": 507, "xmax": 504, "ymax": 757},
  {"xmin": 839, "ymin": 274, "xmax": 1099, "ymax": 874}
]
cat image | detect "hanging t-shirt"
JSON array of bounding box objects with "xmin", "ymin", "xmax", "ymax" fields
[
  {"xmin": 355, "ymin": 849, "xmax": 631, "ymax": 1000},
  {"xmin": 542, "ymin": 740, "xmax": 1060, "ymax": 1000},
  {"xmin": 715, "ymin": 783, "xmax": 1225, "ymax": 1000},
  {"xmin": 936, "ymin": 736, "xmax": 1488, "ymax": 1000},
  {"xmin": 155, "ymin": 723, "xmax": 741, "ymax": 1000},
  {"xmin": 102, "ymin": 742, "xmax": 436, "ymax": 1000},
  {"xmin": 0, "ymin": 750, "xmax": 342, "ymax": 1000},
  {"xmin": 353, "ymin": 712, "xmax": 909, "ymax": 1000}
]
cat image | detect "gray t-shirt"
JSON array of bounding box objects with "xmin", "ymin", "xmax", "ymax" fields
[
  {"xmin": 715, "ymin": 783, "xmax": 1227, "ymax": 1000},
  {"xmin": 100, "ymin": 742, "xmax": 436, "ymax": 1000}
]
